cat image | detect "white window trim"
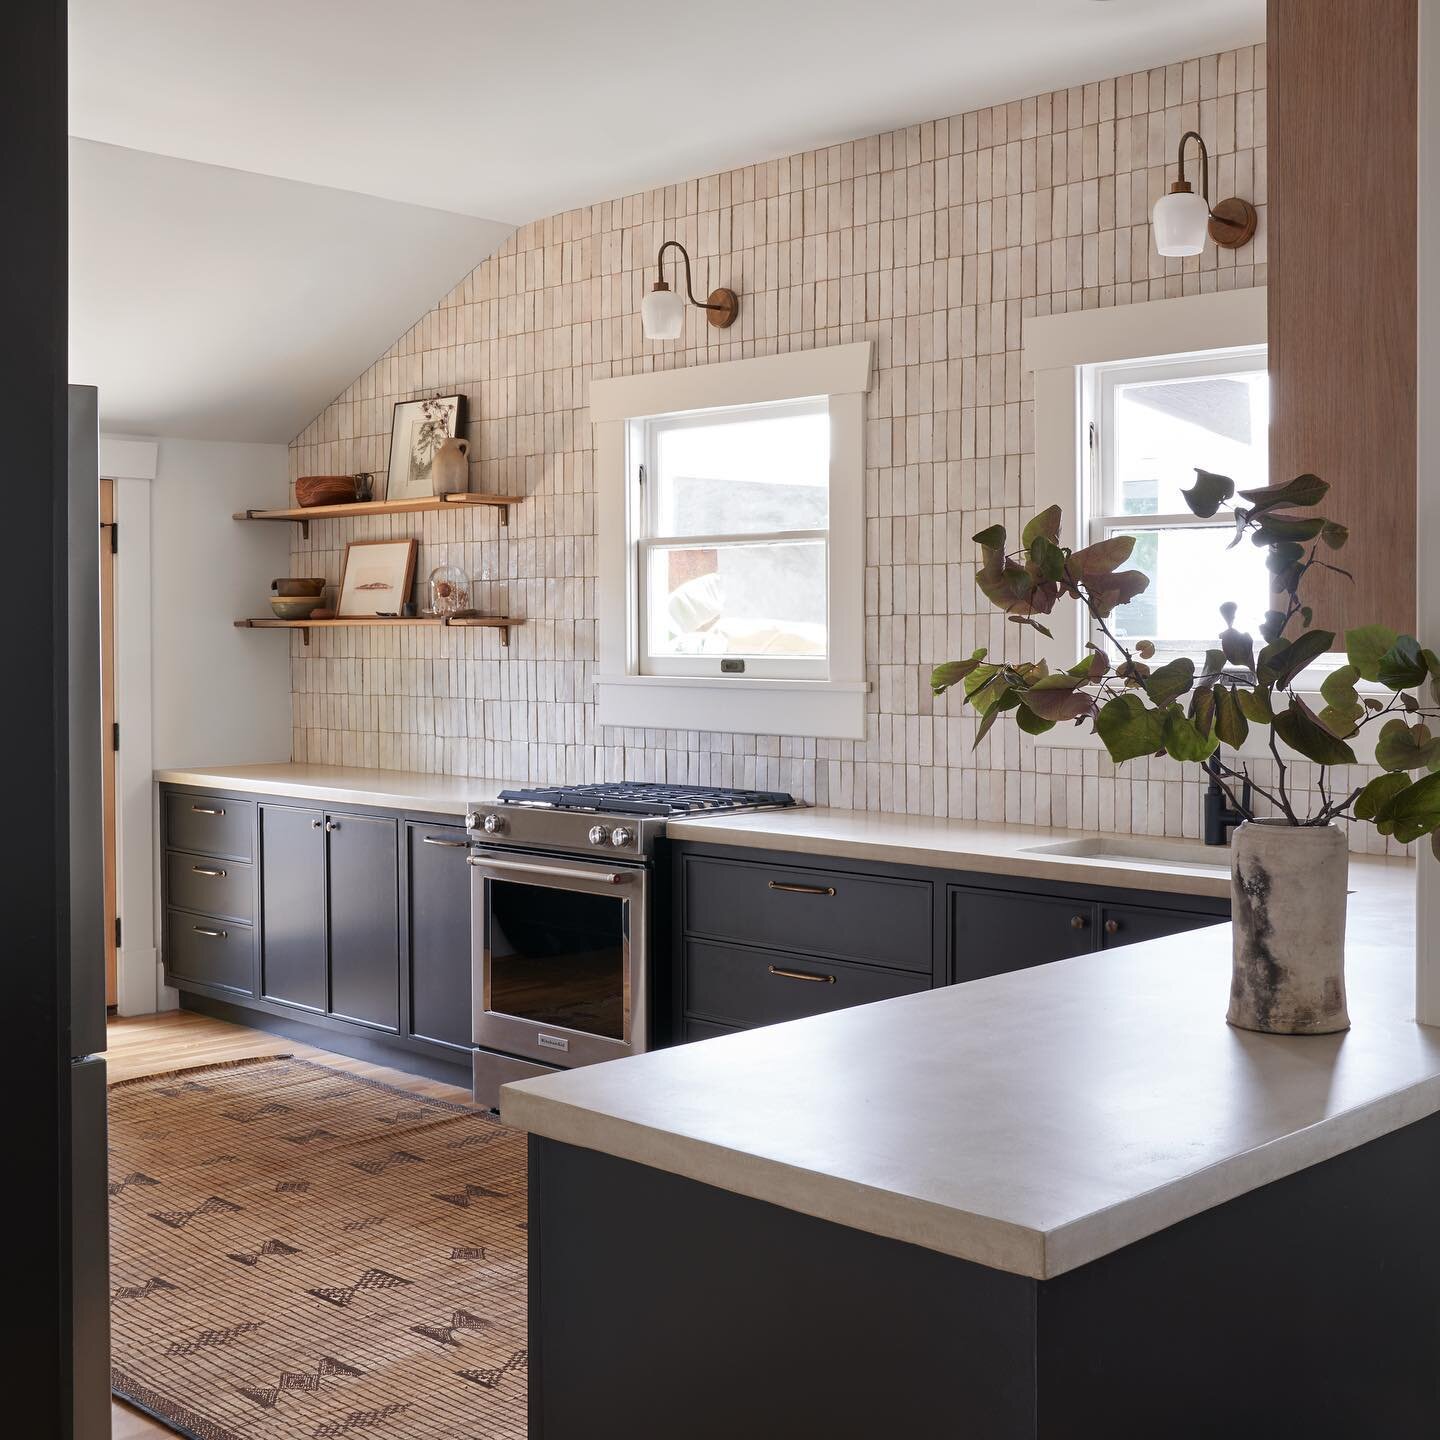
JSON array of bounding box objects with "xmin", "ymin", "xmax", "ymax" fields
[
  {"xmin": 1027, "ymin": 288, "xmax": 1384, "ymax": 766},
  {"xmin": 593, "ymin": 343, "xmax": 872, "ymax": 740}
]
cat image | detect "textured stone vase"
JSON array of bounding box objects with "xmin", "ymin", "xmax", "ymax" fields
[
  {"xmin": 431, "ymin": 436, "xmax": 470, "ymax": 496},
  {"xmin": 1228, "ymin": 820, "xmax": 1350, "ymax": 1035}
]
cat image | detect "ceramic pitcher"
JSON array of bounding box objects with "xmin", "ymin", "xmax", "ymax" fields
[{"xmin": 432, "ymin": 436, "xmax": 470, "ymax": 496}]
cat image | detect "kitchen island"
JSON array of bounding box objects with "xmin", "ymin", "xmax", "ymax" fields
[{"xmin": 503, "ymin": 857, "xmax": 1440, "ymax": 1437}]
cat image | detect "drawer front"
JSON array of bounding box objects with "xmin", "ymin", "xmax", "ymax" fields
[
  {"xmin": 1099, "ymin": 903, "xmax": 1223, "ymax": 950},
  {"xmin": 166, "ymin": 850, "xmax": 253, "ymax": 924},
  {"xmin": 684, "ymin": 1017, "xmax": 743, "ymax": 1044},
  {"xmin": 685, "ymin": 940, "xmax": 928, "ymax": 1030},
  {"xmin": 164, "ymin": 792, "xmax": 255, "ymax": 862},
  {"xmin": 166, "ymin": 910, "xmax": 254, "ymax": 994},
  {"xmin": 683, "ymin": 856, "xmax": 932, "ymax": 972},
  {"xmin": 951, "ymin": 888, "xmax": 1096, "ymax": 982}
]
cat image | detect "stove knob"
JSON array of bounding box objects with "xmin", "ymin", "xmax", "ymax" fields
[
  {"xmin": 588, "ymin": 825, "xmax": 610, "ymax": 846},
  {"xmin": 482, "ymin": 813, "xmax": 504, "ymax": 835},
  {"xmin": 610, "ymin": 826, "xmax": 633, "ymax": 847}
]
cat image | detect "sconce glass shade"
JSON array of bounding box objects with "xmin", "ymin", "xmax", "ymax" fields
[
  {"xmin": 1151, "ymin": 187, "xmax": 1211, "ymax": 257},
  {"xmin": 641, "ymin": 286, "xmax": 685, "ymax": 340}
]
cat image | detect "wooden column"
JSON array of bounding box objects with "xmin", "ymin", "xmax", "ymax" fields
[{"xmin": 1268, "ymin": 0, "xmax": 1418, "ymax": 639}]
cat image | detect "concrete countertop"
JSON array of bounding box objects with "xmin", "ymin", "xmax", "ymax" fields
[
  {"xmin": 154, "ymin": 762, "xmax": 521, "ymax": 817},
  {"xmin": 503, "ymin": 856, "xmax": 1425, "ymax": 1280}
]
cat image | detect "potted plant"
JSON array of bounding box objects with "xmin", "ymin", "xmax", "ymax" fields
[{"xmin": 931, "ymin": 471, "xmax": 1440, "ymax": 1035}]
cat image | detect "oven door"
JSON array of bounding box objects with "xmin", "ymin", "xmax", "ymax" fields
[{"xmin": 468, "ymin": 848, "xmax": 648, "ymax": 1069}]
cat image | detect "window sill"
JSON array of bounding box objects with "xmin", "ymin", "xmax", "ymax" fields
[{"xmin": 595, "ymin": 675, "xmax": 869, "ymax": 740}]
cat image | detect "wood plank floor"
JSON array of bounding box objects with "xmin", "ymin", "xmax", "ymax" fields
[{"xmin": 104, "ymin": 1008, "xmax": 472, "ymax": 1438}]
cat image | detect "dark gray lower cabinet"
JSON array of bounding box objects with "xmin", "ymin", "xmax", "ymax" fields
[
  {"xmin": 407, "ymin": 823, "xmax": 474, "ymax": 1049},
  {"xmin": 952, "ymin": 888, "xmax": 1097, "ymax": 980},
  {"xmin": 260, "ymin": 805, "xmax": 327, "ymax": 1011},
  {"xmin": 1099, "ymin": 902, "xmax": 1218, "ymax": 949},
  {"xmin": 327, "ymin": 814, "xmax": 400, "ymax": 1030}
]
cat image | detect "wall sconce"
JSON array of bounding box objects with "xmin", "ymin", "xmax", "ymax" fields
[
  {"xmin": 1151, "ymin": 130, "xmax": 1258, "ymax": 257},
  {"xmin": 641, "ymin": 240, "xmax": 739, "ymax": 341}
]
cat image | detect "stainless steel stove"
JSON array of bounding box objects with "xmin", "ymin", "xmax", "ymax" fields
[{"xmin": 465, "ymin": 782, "xmax": 797, "ymax": 1106}]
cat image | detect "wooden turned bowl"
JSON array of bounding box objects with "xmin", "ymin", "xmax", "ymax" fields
[
  {"xmin": 272, "ymin": 577, "xmax": 326, "ymax": 597},
  {"xmin": 295, "ymin": 474, "xmax": 358, "ymax": 507}
]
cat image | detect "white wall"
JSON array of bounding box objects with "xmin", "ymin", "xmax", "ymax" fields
[
  {"xmin": 150, "ymin": 437, "xmax": 292, "ymax": 767},
  {"xmin": 1418, "ymin": 0, "xmax": 1440, "ymax": 1024}
]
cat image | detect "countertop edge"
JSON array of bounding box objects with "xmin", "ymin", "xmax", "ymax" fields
[
  {"xmin": 500, "ymin": 1085, "xmax": 1051, "ymax": 1278},
  {"xmin": 155, "ymin": 767, "xmax": 477, "ymax": 816}
]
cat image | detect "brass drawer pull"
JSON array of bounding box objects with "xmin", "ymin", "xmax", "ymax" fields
[
  {"xmin": 422, "ymin": 835, "xmax": 469, "ymax": 848},
  {"xmin": 191, "ymin": 805, "xmax": 225, "ymax": 816},
  {"xmin": 767, "ymin": 964, "xmax": 836, "ymax": 985},
  {"xmin": 1070, "ymin": 914, "xmax": 1088, "ymax": 930},
  {"xmin": 193, "ymin": 926, "xmax": 228, "ymax": 939},
  {"xmin": 191, "ymin": 866, "xmax": 227, "ymax": 878},
  {"xmin": 1104, "ymin": 918, "xmax": 1121, "ymax": 935},
  {"xmin": 767, "ymin": 881, "xmax": 836, "ymax": 897}
]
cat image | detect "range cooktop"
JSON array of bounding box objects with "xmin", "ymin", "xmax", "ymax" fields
[{"xmin": 495, "ymin": 782, "xmax": 798, "ymax": 818}]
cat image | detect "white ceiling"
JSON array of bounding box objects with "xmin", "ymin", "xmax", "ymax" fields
[
  {"xmin": 70, "ymin": 0, "xmax": 1265, "ymax": 224},
  {"xmin": 67, "ymin": 0, "xmax": 1264, "ymax": 442},
  {"xmin": 70, "ymin": 140, "xmax": 511, "ymax": 441}
]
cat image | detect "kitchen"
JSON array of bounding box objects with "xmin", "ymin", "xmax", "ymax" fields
[{"xmin": 14, "ymin": 0, "xmax": 1440, "ymax": 1436}]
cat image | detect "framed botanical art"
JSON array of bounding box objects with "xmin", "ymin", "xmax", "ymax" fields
[
  {"xmin": 337, "ymin": 539, "xmax": 418, "ymax": 617},
  {"xmin": 385, "ymin": 394, "xmax": 465, "ymax": 502}
]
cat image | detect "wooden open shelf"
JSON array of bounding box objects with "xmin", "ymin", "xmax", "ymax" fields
[
  {"xmin": 232, "ymin": 492, "xmax": 523, "ymax": 537},
  {"xmin": 235, "ymin": 615, "xmax": 522, "ymax": 647}
]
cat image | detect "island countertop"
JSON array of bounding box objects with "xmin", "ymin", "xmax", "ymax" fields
[{"xmin": 502, "ymin": 854, "xmax": 1426, "ymax": 1280}]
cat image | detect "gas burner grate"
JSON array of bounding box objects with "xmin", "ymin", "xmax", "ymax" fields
[{"xmin": 496, "ymin": 782, "xmax": 797, "ymax": 817}]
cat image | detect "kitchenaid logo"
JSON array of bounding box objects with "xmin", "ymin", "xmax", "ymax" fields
[{"xmin": 537, "ymin": 1034, "xmax": 570, "ymax": 1052}]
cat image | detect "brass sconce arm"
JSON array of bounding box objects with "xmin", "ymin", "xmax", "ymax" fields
[{"xmin": 652, "ymin": 240, "xmax": 740, "ymax": 328}]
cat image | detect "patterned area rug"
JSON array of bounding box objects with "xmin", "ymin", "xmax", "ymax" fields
[{"xmin": 108, "ymin": 1055, "xmax": 527, "ymax": 1440}]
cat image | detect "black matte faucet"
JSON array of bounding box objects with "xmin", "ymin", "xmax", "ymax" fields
[{"xmin": 1203, "ymin": 756, "xmax": 1250, "ymax": 846}]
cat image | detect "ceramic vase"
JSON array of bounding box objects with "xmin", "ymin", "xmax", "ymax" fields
[
  {"xmin": 431, "ymin": 436, "xmax": 470, "ymax": 496},
  {"xmin": 1227, "ymin": 820, "xmax": 1349, "ymax": 1035}
]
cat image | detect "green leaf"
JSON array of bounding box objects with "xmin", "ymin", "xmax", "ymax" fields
[
  {"xmin": 931, "ymin": 650, "xmax": 987, "ymax": 695},
  {"xmin": 1273, "ymin": 698, "xmax": 1358, "ymax": 765},
  {"xmin": 1015, "ymin": 704, "xmax": 1057, "ymax": 736},
  {"xmin": 1258, "ymin": 610, "xmax": 1289, "ymax": 645},
  {"xmin": 1220, "ymin": 627, "xmax": 1256, "ymax": 670},
  {"xmin": 1346, "ymin": 624, "xmax": 1399, "ymax": 682},
  {"xmin": 1180, "ymin": 468, "xmax": 1235, "ymax": 519},
  {"xmin": 1095, "ymin": 694, "xmax": 1167, "ymax": 763},
  {"xmin": 1321, "ymin": 521, "xmax": 1349, "ymax": 550},
  {"xmin": 1265, "ymin": 541, "xmax": 1306, "ymax": 575},
  {"xmin": 1197, "ymin": 648, "xmax": 1228, "ymax": 685},
  {"xmin": 1235, "ymin": 687, "xmax": 1274, "ymax": 724},
  {"xmin": 1320, "ymin": 664, "xmax": 1360, "ymax": 711},
  {"xmin": 1007, "ymin": 615, "xmax": 1055, "ymax": 639},
  {"xmin": 1142, "ymin": 657, "xmax": 1196, "ymax": 707},
  {"xmin": 1068, "ymin": 535, "xmax": 1136, "ymax": 578},
  {"xmin": 1374, "ymin": 719, "xmax": 1440, "ymax": 774},
  {"xmin": 971, "ymin": 697, "xmax": 1010, "ymax": 749},
  {"xmin": 1237, "ymin": 473, "xmax": 1329, "ymax": 512},
  {"xmin": 1069, "ymin": 652, "xmax": 1109, "ymax": 683},
  {"xmin": 1354, "ymin": 772, "xmax": 1411, "ymax": 822},
  {"xmin": 1020, "ymin": 674, "xmax": 1095, "ymax": 723},
  {"xmin": 973, "ymin": 524, "xmax": 1007, "ymax": 553},
  {"xmin": 1026, "ymin": 535, "xmax": 1067, "ymax": 583},
  {"xmin": 1251, "ymin": 513, "xmax": 1327, "ymax": 545},
  {"xmin": 1388, "ymin": 771, "xmax": 1440, "ymax": 844},
  {"xmin": 1377, "ymin": 634, "xmax": 1429, "ymax": 691},
  {"xmin": 1424, "ymin": 648, "xmax": 1440, "ymax": 705},
  {"xmin": 1085, "ymin": 569, "xmax": 1150, "ymax": 618},
  {"xmin": 1162, "ymin": 705, "xmax": 1219, "ymax": 763},
  {"xmin": 1021, "ymin": 506, "xmax": 1062, "ymax": 549},
  {"xmin": 1214, "ymin": 687, "xmax": 1250, "ymax": 749},
  {"xmin": 1256, "ymin": 639, "xmax": 1289, "ymax": 686},
  {"xmin": 1270, "ymin": 629, "xmax": 1335, "ymax": 689},
  {"xmin": 1189, "ymin": 686, "xmax": 1217, "ymax": 737}
]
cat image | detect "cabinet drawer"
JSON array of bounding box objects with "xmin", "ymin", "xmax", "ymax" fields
[
  {"xmin": 684, "ymin": 1017, "xmax": 744, "ymax": 1044},
  {"xmin": 164, "ymin": 792, "xmax": 255, "ymax": 862},
  {"xmin": 166, "ymin": 850, "xmax": 253, "ymax": 924},
  {"xmin": 683, "ymin": 856, "xmax": 932, "ymax": 972},
  {"xmin": 166, "ymin": 910, "xmax": 253, "ymax": 994},
  {"xmin": 1099, "ymin": 903, "xmax": 1223, "ymax": 950},
  {"xmin": 951, "ymin": 888, "xmax": 1095, "ymax": 982},
  {"xmin": 685, "ymin": 940, "xmax": 927, "ymax": 1030}
]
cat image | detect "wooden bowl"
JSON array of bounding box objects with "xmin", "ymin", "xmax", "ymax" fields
[
  {"xmin": 295, "ymin": 475, "xmax": 358, "ymax": 508},
  {"xmin": 270, "ymin": 596, "xmax": 322, "ymax": 621},
  {"xmin": 272, "ymin": 577, "xmax": 326, "ymax": 597}
]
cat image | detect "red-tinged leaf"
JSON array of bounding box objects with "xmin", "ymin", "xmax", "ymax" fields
[{"xmin": 1068, "ymin": 534, "xmax": 1136, "ymax": 578}]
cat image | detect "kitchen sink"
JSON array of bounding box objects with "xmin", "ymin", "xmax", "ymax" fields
[{"xmin": 1023, "ymin": 835, "xmax": 1233, "ymax": 873}]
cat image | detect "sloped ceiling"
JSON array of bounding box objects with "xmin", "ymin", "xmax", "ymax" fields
[{"xmin": 69, "ymin": 140, "xmax": 512, "ymax": 441}]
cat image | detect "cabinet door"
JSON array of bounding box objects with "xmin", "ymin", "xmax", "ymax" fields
[
  {"xmin": 1098, "ymin": 903, "xmax": 1222, "ymax": 950},
  {"xmin": 260, "ymin": 805, "xmax": 327, "ymax": 1011},
  {"xmin": 327, "ymin": 813, "xmax": 400, "ymax": 1030},
  {"xmin": 408, "ymin": 824, "xmax": 474, "ymax": 1049},
  {"xmin": 951, "ymin": 888, "xmax": 1096, "ymax": 982}
]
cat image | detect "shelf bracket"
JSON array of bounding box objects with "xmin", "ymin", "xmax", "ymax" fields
[
  {"xmin": 499, "ymin": 504, "xmax": 509, "ymax": 527},
  {"xmin": 301, "ymin": 626, "xmax": 310, "ymax": 647},
  {"xmin": 499, "ymin": 625, "xmax": 510, "ymax": 648},
  {"xmin": 300, "ymin": 517, "xmax": 310, "ymax": 540}
]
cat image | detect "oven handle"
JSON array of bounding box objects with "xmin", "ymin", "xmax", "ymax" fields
[{"xmin": 467, "ymin": 854, "xmax": 632, "ymax": 886}]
